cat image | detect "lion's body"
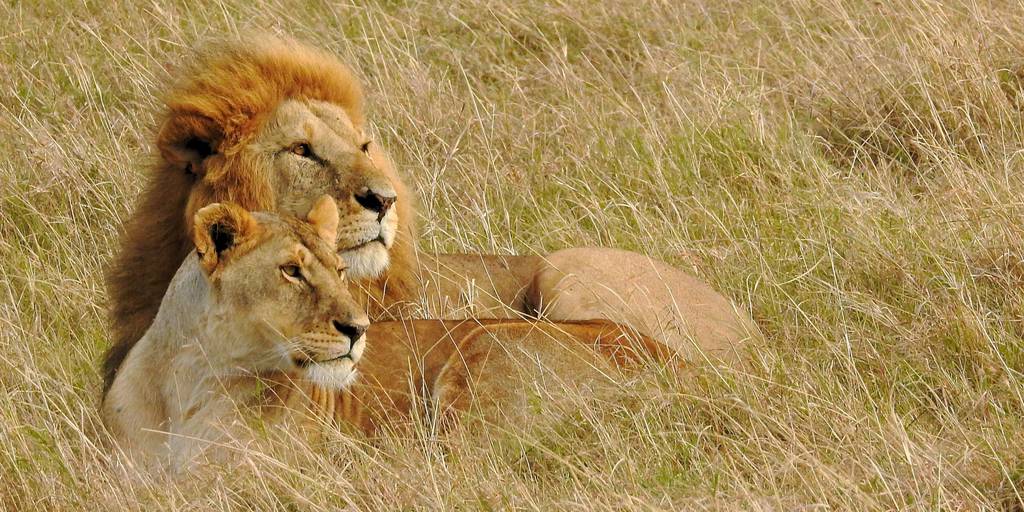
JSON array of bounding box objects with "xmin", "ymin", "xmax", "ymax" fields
[{"xmin": 418, "ymin": 250, "xmax": 761, "ymax": 362}]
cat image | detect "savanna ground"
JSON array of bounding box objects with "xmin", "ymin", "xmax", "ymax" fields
[{"xmin": 3, "ymin": 0, "xmax": 1024, "ymax": 509}]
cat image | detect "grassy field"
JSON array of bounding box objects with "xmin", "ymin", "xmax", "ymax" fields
[{"xmin": 3, "ymin": 0, "xmax": 1024, "ymax": 509}]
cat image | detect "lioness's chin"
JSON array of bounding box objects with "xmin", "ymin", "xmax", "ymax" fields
[
  {"xmin": 340, "ymin": 242, "xmax": 390, "ymax": 280},
  {"xmin": 304, "ymin": 361, "xmax": 359, "ymax": 390}
]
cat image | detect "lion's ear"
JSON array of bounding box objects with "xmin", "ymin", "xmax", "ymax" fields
[
  {"xmin": 157, "ymin": 113, "xmax": 223, "ymax": 177},
  {"xmin": 192, "ymin": 202, "xmax": 258, "ymax": 274},
  {"xmin": 306, "ymin": 194, "xmax": 339, "ymax": 248}
]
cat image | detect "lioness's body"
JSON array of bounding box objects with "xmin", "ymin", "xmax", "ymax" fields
[{"xmin": 107, "ymin": 249, "xmax": 673, "ymax": 457}]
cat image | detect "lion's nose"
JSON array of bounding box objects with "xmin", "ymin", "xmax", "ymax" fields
[
  {"xmin": 332, "ymin": 319, "xmax": 366, "ymax": 346},
  {"xmin": 355, "ymin": 188, "xmax": 396, "ymax": 220}
]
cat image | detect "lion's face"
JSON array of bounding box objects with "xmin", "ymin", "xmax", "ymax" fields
[
  {"xmin": 178, "ymin": 99, "xmax": 403, "ymax": 285},
  {"xmin": 193, "ymin": 196, "xmax": 370, "ymax": 388},
  {"xmin": 254, "ymin": 99, "xmax": 399, "ymax": 279}
]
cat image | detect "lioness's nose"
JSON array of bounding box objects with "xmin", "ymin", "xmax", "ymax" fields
[
  {"xmin": 332, "ymin": 319, "xmax": 367, "ymax": 342},
  {"xmin": 355, "ymin": 188, "xmax": 396, "ymax": 220}
]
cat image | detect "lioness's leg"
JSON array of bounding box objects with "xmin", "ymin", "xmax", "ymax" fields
[{"xmin": 527, "ymin": 247, "xmax": 761, "ymax": 365}]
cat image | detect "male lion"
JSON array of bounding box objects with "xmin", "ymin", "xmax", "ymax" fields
[
  {"xmin": 102, "ymin": 36, "xmax": 759, "ymax": 424},
  {"xmin": 104, "ymin": 195, "xmax": 370, "ymax": 469}
]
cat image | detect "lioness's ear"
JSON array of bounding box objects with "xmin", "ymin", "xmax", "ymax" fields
[
  {"xmin": 157, "ymin": 113, "xmax": 223, "ymax": 177},
  {"xmin": 306, "ymin": 195, "xmax": 339, "ymax": 247},
  {"xmin": 193, "ymin": 202, "xmax": 258, "ymax": 273}
]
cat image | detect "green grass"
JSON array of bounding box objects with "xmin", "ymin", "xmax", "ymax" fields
[{"xmin": 2, "ymin": 0, "xmax": 1024, "ymax": 509}]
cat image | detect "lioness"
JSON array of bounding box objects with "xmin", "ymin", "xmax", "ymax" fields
[
  {"xmin": 103, "ymin": 195, "xmax": 369, "ymax": 469},
  {"xmin": 103, "ymin": 196, "xmax": 676, "ymax": 462}
]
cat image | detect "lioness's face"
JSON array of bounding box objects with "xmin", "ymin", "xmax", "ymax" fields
[
  {"xmin": 249, "ymin": 99, "xmax": 399, "ymax": 280},
  {"xmin": 194, "ymin": 198, "xmax": 370, "ymax": 388}
]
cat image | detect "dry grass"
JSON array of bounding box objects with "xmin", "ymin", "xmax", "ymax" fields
[{"xmin": 2, "ymin": 0, "xmax": 1024, "ymax": 509}]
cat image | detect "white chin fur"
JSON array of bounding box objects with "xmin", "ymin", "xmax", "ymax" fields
[
  {"xmin": 304, "ymin": 362, "xmax": 358, "ymax": 390},
  {"xmin": 340, "ymin": 242, "xmax": 390, "ymax": 280}
]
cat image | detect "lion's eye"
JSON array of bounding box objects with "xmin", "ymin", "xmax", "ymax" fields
[
  {"xmin": 359, "ymin": 141, "xmax": 371, "ymax": 153},
  {"xmin": 291, "ymin": 143, "xmax": 312, "ymax": 157},
  {"xmin": 281, "ymin": 264, "xmax": 304, "ymax": 281}
]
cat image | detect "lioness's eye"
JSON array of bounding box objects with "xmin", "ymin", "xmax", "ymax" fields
[
  {"xmin": 359, "ymin": 141, "xmax": 371, "ymax": 153},
  {"xmin": 281, "ymin": 264, "xmax": 303, "ymax": 281},
  {"xmin": 290, "ymin": 143, "xmax": 312, "ymax": 157}
]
